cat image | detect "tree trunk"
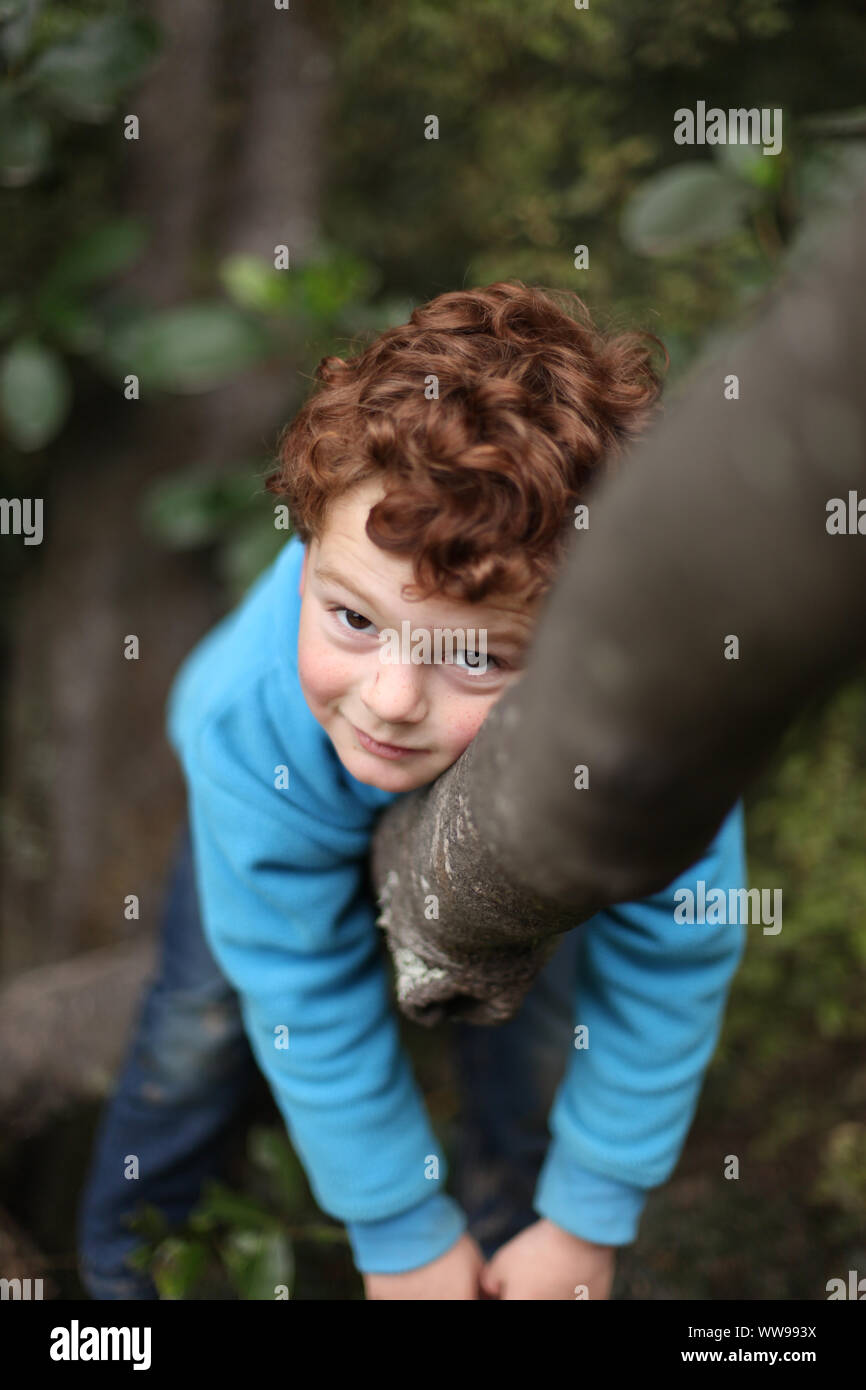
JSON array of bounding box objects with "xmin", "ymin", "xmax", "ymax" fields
[{"xmin": 372, "ymin": 177, "xmax": 866, "ymax": 1026}]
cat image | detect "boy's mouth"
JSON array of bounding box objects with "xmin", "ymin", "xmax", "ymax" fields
[{"xmin": 349, "ymin": 721, "xmax": 426, "ymax": 761}]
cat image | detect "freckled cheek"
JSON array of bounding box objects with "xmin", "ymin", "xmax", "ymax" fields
[
  {"xmin": 438, "ymin": 697, "xmax": 491, "ymax": 757},
  {"xmin": 298, "ymin": 631, "xmax": 355, "ymax": 712}
]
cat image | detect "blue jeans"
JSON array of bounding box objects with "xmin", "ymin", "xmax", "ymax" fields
[{"xmin": 76, "ymin": 822, "xmax": 579, "ymax": 1298}]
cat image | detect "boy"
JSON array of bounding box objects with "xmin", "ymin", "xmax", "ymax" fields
[{"xmin": 77, "ymin": 281, "xmax": 746, "ymax": 1300}]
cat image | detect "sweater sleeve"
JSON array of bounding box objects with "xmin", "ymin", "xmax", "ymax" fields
[
  {"xmin": 533, "ymin": 801, "xmax": 747, "ymax": 1245},
  {"xmin": 180, "ymin": 688, "xmax": 466, "ymax": 1275}
]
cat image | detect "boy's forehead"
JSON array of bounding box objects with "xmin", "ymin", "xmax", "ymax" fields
[{"xmin": 311, "ymin": 484, "xmax": 537, "ymax": 632}]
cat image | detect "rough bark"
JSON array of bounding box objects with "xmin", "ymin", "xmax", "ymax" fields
[{"xmin": 372, "ymin": 177, "xmax": 866, "ymax": 1026}]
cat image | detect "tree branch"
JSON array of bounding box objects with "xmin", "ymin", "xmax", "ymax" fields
[{"xmin": 372, "ymin": 176, "xmax": 866, "ymax": 1025}]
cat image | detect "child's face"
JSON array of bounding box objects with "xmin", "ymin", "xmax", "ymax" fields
[{"xmin": 297, "ymin": 479, "xmax": 537, "ymax": 792}]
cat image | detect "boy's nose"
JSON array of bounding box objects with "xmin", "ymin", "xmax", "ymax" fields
[{"xmin": 359, "ymin": 661, "xmax": 429, "ymax": 727}]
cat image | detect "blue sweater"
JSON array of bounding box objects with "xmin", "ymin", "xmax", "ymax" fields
[{"xmin": 166, "ymin": 533, "xmax": 747, "ymax": 1274}]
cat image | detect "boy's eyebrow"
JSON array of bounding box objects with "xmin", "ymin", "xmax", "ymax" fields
[
  {"xmin": 314, "ymin": 560, "xmax": 532, "ymax": 646},
  {"xmin": 313, "ymin": 562, "xmax": 379, "ymax": 612}
]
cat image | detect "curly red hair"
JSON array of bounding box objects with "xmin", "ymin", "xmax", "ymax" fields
[{"xmin": 265, "ymin": 280, "xmax": 666, "ymax": 602}]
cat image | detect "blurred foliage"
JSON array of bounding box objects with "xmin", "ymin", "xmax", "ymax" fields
[
  {"xmin": 0, "ymin": 2, "xmax": 389, "ymax": 466},
  {"xmin": 716, "ymin": 677, "xmax": 866, "ymax": 1250},
  {"xmin": 812, "ymin": 1123, "xmax": 866, "ymax": 1236},
  {"xmin": 318, "ymin": 0, "xmax": 866, "ymax": 377},
  {"xmin": 140, "ymin": 465, "xmax": 290, "ymax": 602},
  {"xmin": 124, "ymin": 1125, "xmax": 353, "ymax": 1300},
  {"xmin": 739, "ymin": 678, "xmax": 866, "ymax": 1062},
  {"xmin": 4, "ymin": 0, "xmax": 866, "ymax": 579},
  {"xmin": 0, "ymin": 1, "xmax": 163, "ymax": 452}
]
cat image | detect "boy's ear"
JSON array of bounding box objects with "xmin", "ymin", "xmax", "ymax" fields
[{"xmin": 299, "ymin": 547, "xmax": 308, "ymax": 597}]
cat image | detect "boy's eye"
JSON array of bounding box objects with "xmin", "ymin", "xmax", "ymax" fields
[
  {"xmin": 335, "ymin": 607, "xmax": 375, "ymax": 633},
  {"xmin": 453, "ymin": 649, "xmax": 500, "ymax": 676}
]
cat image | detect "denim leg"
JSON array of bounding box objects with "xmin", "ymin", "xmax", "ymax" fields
[
  {"xmin": 76, "ymin": 823, "xmax": 258, "ymax": 1299},
  {"xmin": 449, "ymin": 928, "xmax": 581, "ymax": 1261}
]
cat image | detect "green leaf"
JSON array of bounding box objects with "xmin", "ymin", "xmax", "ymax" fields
[
  {"xmin": 220, "ymin": 247, "xmax": 377, "ymax": 322},
  {"xmin": 34, "ymin": 294, "xmax": 102, "ymax": 353},
  {"xmin": 151, "ymin": 1237, "xmax": 209, "ymax": 1300},
  {"xmin": 122, "ymin": 1245, "xmax": 155, "ymax": 1272},
  {"xmin": 29, "ymin": 15, "xmax": 162, "ymax": 122},
  {"xmin": 621, "ymin": 164, "xmax": 757, "ymax": 256},
  {"xmin": 295, "ymin": 249, "xmax": 378, "ymax": 318},
  {"xmin": 34, "ymin": 222, "xmax": 148, "ymax": 350},
  {"xmin": 220, "ymin": 1228, "xmax": 295, "ymax": 1301},
  {"xmin": 103, "ymin": 302, "xmax": 270, "ymax": 392},
  {"xmin": 246, "ymin": 1125, "xmax": 304, "ymax": 1207},
  {"xmin": 193, "ymin": 1178, "xmax": 276, "ymax": 1232},
  {"xmin": 0, "ymin": 100, "xmax": 50, "ymax": 186},
  {"xmin": 140, "ymin": 470, "xmax": 262, "ymax": 548},
  {"xmin": 220, "ymin": 255, "xmax": 295, "ymax": 314},
  {"xmin": 0, "ymin": 338, "xmax": 71, "ymax": 450},
  {"xmin": 714, "ymin": 139, "xmax": 784, "ymax": 191},
  {"xmin": 45, "ymin": 218, "xmax": 147, "ymax": 288},
  {"xmin": 123, "ymin": 1201, "xmax": 172, "ymax": 1247}
]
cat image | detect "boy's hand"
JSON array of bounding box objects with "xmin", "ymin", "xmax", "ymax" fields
[
  {"xmin": 479, "ymin": 1219, "xmax": 615, "ymax": 1300},
  {"xmin": 363, "ymin": 1232, "xmax": 485, "ymax": 1300}
]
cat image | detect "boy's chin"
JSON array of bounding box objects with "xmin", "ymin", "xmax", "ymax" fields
[{"xmin": 339, "ymin": 747, "xmax": 439, "ymax": 793}]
